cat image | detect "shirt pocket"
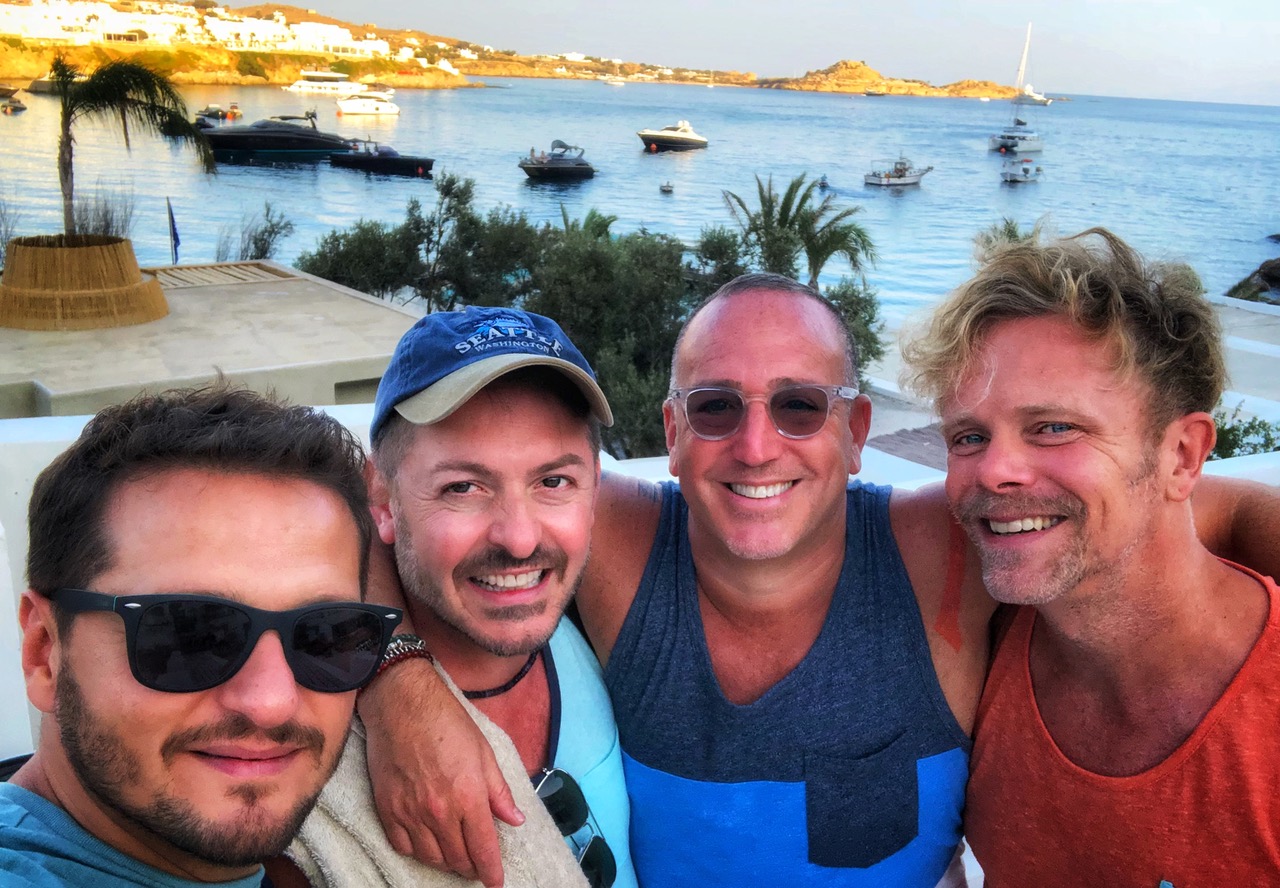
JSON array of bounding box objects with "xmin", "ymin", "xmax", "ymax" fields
[{"xmin": 804, "ymin": 731, "xmax": 919, "ymax": 868}]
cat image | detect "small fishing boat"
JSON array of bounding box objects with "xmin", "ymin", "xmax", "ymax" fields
[
  {"xmin": 864, "ymin": 156, "xmax": 933, "ymax": 186},
  {"xmin": 1000, "ymin": 157, "xmax": 1044, "ymax": 183},
  {"xmin": 660, "ymin": 182, "xmax": 674, "ymax": 194}
]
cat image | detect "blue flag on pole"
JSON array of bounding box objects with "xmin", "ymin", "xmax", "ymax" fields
[{"xmin": 166, "ymin": 197, "xmax": 180, "ymax": 264}]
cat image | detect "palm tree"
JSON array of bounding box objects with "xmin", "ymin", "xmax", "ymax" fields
[
  {"xmin": 51, "ymin": 55, "xmax": 215, "ymax": 236},
  {"xmin": 723, "ymin": 173, "xmax": 876, "ymax": 287}
]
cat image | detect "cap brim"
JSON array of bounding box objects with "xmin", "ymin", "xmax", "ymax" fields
[{"xmin": 394, "ymin": 354, "xmax": 614, "ymax": 427}]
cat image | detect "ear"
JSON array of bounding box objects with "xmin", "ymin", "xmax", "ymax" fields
[
  {"xmin": 1163, "ymin": 411, "xmax": 1216, "ymax": 502},
  {"xmin": 364, "ymin": 459, "xmax": 398, "ymax": 545},
  {"xmin": 20, "ymin": 591, "xmax": 60, "ymax": 715},
  {"xmin": 845, "ymin": 393, "xmax": 874, "ymax": 477},
  {"xmin": 663, "ymin": 399, "xmax": 681, "ymax": 478}
]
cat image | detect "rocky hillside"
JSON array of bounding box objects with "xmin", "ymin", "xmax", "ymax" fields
[{"xmin": 760, "ymin": 60, "xmax": 1015, "ymax": 99}]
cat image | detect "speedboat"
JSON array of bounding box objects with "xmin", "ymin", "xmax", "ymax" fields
[
  {"xmin": 195, "ymin": 103, "xmax": 243, "ymax": 121},
  {"xmin": 519, "ymin": 141, "xmax": 595, "ymax": 180},
  {"xmin": 1, "ymin": 97, "xmax": 26, "ymax": 115},
  {"xmin": 636, "ymin": 120, "xmax": 708, "ymax": 152},
  {"xmin": 336, "ymin": 92, "xmax": 400, "ymax": 116},
  {"xmin": 330, "ymin": 142, "xmax": 432, "ymax": 177},
  {"xmin": 988, "ymin": 118, "xmax": 1043, "ymax": 153},
  {"xmin": 864, "ymin": 156, "xmax": 933, "ymax": 186},
  {"xmin": 1001, "ymin": 157, "xmax": 1044, "ymax": 183},
  {"xmin": 285, "ymin": 70, "xmax": 365, "ymax": 98},
  {"xmin": 200, "ymin": 112, "xmax": 355, "ymax": 162}
]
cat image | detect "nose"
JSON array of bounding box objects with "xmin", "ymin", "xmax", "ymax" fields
[
  {"xmin": 972, "ymin": 434, "xmax": 1035, "ymax": 492},
  {"xmin": 729, "ymin": 397, "xmax": 784, "ymax": 466},
  {"xmin": 215, "ymin": 631, "xmax": 302, "ymax": 728},
  {"xmin": 486, "ymin": 493, "xmax": 540, "ymax": 559}
]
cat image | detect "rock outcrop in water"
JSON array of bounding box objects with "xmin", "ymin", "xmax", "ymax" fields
[
  {"xmin": 1227, "ymin": 258, "xmax": 1280, "ymax": 305},
  {"xmin": 758, "ymin": 60, "xmax": 1016, "ymax": 99}
]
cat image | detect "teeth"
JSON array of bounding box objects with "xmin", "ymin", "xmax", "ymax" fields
[
  {"xmin": 475, "ymin": 570, "xmax": 543, "ymax": 590},
  {"xmin": 730, "ymin": 481, "xmax": 793, "ymax": 499},
  {"xmin": 988, "ymin": 516, "xmax": 1062, "ymax": 534}
]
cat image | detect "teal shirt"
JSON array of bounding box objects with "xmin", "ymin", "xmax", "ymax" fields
[
  {"xmin": 546, "ymin": 619, "xmax": 638, "ymax": 888},
  {"xmin": 0, "ymin": 784, "xmax": 265, "ymax": 888}
]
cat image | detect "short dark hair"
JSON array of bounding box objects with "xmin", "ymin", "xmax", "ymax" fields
[
  {"xmin": 27, "ymin": 385, "xmax": 374, "ymax": 622},
  {"xmin": 372, "ymin": 366, "xmax": 602, "ymax": 477},
  {"xmin": 671, "ymin": 272, "xmax": 857, "ymax": 387}
]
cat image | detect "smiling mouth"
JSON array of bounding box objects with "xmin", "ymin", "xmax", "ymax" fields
[
  {"xmin": 729, "ymin": 481, "xmax": 794, "ymax": 499},
  {"xmin": 987, "ymin": 516, "xmax": 1063, "ymax": 535},
  {"xmin": 473, "ymin": 570, "xmax": 546, "ymax": 591}
]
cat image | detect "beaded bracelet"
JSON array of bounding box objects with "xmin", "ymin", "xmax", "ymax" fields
[{"xmin": 371, "ymin": 633, "xmax": 434, "ymax": 680}]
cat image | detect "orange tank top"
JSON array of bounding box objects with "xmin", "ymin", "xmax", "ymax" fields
[{"xmin": 966, "ymin": 565, "xmax": 1280, "ymax": 888}]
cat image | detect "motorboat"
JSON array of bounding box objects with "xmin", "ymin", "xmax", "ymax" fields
[
  {"xmin": 195, "ymin": 102, "xmax": 243, "ymax": 121},
  {"xmin": 1001, "ymin": 157, "xmax": 1044, "ymax": 183},
  {"xmin": 285, "ymin": 70, "xmax": 365, "ymax": 98},
  {"xmin": 863, "ymin": 89, "xmax": 887, "ymax": 97},
  {"xmin": 1, "ymin": 97, "xmax": 26, "ymax": 115},
  {"xmin": 988, "ymin": 118, "xmax": 1043, "ymax": 153},
  {"xmin": 336, "ymin": 91, "xmax": 400, "ymax": 116},
  {"xmin": 519, "ymin": 141, "xmax": 595, "ymax": 180},
  {"xmin": 636, "ymin": 120, "xmax": 708, "ymax": 152},
  {"xmin": 199, "ymin": 112, "xmax": 355, "ymax": 162},
  {"xmin": 864, "ymin": 156, "xmax": 933, "ymax": 186},
  {"xmin": 659, "ymin": 181, "xmax": 674, "ymax": 194},
  {"xmin": 330, "ymin": 142, "xmax": 432, "ymax": 177}
]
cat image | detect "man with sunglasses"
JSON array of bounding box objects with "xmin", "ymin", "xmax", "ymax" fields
[
  {"xmin": 1, "ymin": 386, "xmax": 401, "ymax": 887},
  {"xmin": 359, "ymin": 275, "xmax": 1280, "ymax": 888},
  {"xmin": 277, "ymin": 308, "xmax": 635, "ymax": 888}
]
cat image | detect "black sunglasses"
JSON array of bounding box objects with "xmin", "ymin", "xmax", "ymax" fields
[
  {"xmin": 51, "ymin": 588, "xmax": 402, "ymax": 694},
  {"xmin": 534, "ymin": 767, "xmax": 617, "ymax": 888},
  {"xmin": 668, "ymin": 384, "xmax": 859, "ymax": 441}
]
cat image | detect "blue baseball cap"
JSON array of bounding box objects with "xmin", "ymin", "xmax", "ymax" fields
[{"xmin": 371, "ymin": 306, "xmax": 613, "ymax": 442}]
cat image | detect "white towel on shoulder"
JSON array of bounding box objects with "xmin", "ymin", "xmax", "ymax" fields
[{"xmin": 287, "ymin": 666, "xmax": 589, "ymax": 888}]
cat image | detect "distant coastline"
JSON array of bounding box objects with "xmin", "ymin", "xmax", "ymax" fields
[{"xmin": 0, "ymin": 2, "xmax": 1020, "ymax": 98}]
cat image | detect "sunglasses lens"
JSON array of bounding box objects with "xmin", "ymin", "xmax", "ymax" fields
[
  {"xmin": 578, "ymin": 835, "xmax": 618, "ymax": 888},
  {"xmin": 134, "ymin": 600, "xmax": 252, "ymax": 692},
  {"xmin": 683, "ymin": 388, "xmax": 744, "ymax": 439},
  {"xmin": 289, "ymin": 608, "xmax": 386, "ymax": 692},
  {"xmin": 769, "ymin": 385, "xmax": 831, "ymax": 438},
  {"xmin": 536, "ymin": 769, "xmax": 589, "ymax": 836}
]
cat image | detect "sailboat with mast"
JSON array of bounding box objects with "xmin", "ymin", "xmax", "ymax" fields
[
  {"xmin": 988, "ymin": 22, "xmax": 1046, "ymax": 153},
  {"xmin": 1011, "ymin": 23, "xmax": 1052, "ymax": 106}
]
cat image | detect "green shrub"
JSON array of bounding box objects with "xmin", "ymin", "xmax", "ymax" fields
[
  {"xmin": 236, "ymin": 53, "xmax": 268, "ymax": 79},
  {"xmin": 216, "ymin": 202, "xmax": 294, "ymax": 261},
  {"xmin": 1211, "ymin": 403, "xmax": 1280, "ymax": 460},
  {"xmin": 822, "ymin": 277, "xmax": 885, "ymax": 387}
]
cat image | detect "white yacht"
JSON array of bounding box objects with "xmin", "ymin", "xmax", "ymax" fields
[
  {"xmin": 988, "ymin": 118, "xmax": 1043, "ymax": 153},
  {"xmin": 285, "ymin": 70, "xmax": 365, "ymax": 98},
  {"xmin": 636, "ymin": 120, "xmax": 708, "ymax": 152},
  {"xmin": 336, "ymin": 91, "xmax": 400, "ymax": 116}
]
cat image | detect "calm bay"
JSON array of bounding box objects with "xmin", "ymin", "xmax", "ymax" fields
[{"xmin": 2, "ymin": 77, "xmax": 1277, "ymax": 326}]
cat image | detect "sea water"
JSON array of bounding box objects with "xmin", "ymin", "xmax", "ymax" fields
[{"xmin": 2, "ymin": 77, "xmax": 1277, "ymax": 326}]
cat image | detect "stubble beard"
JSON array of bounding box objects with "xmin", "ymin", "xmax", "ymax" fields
[
  {"xmin": 393, "ymin": 515, "xmax": 578, "ymax": 658},
  {"xmin": 56, "ymin": 667, "xmax": 332, "ymax": 868}
]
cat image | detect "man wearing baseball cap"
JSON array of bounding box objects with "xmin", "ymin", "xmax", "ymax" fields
[{"xmin": 272, "ymin": 307, "xmax": 635, "ymax": 888}]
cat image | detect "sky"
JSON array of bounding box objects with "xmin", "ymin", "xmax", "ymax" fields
[{"xmin": 304, "ymin": 0, "xmax": 1279, "ymax": 105}]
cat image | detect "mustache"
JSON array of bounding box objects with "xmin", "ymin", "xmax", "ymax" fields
[
  {"xmin": 161, "ymin": 714, "xmax": 326, "ymax": 764},
  {"xmin": 952, "ymin": 491, "xmax": 1086, "ymax": 526},
  {"xmin": 458, "ymin": 545, "xmax": 569, "ymax": 577}
]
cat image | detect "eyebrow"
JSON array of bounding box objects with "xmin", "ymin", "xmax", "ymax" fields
[
  {"xmin": 429, "ymin": 453, "xmax": 590, "ymax": 480},
  {"xmin": 943, "ymin": 403, "xmax": 1089, "ymax": 432}
]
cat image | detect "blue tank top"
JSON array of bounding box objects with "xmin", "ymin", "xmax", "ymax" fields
[
  {"xmin": 604, "ymin": 481, "xmax": 969, "ymax": 887},
  {"xmin": 546, "ymin": 620, "xmax": 638, "ymax": 888}
]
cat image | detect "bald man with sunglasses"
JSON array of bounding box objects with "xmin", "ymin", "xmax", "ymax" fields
[
  {"xmin": 359, "ymin": 274, "xmax": 1280, "ymax": 888},
  {"xmin": 1, "ymin": 386, "xmax": 402, "ymax": 888}
]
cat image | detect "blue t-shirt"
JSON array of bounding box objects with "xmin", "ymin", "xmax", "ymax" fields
[{"xmin": 0, "ymin": 783, "xmax": 266, "ymax": 887}]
